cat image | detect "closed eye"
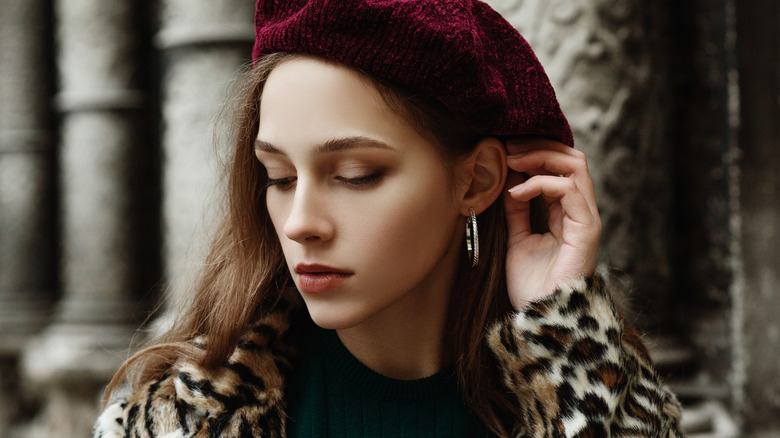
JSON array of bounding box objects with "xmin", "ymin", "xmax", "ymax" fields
[
  {"xmin": 336, "ymin": 171, "xmax": 385, "ymax": 188},
  {"xmin": 264, "ymin": 176, "xmax": 296, "ymax": 191}
]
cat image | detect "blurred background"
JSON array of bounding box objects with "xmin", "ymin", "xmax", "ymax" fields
[{"xmin": 0, "ymin": 0, "xmax": 777, "ymax": 437}]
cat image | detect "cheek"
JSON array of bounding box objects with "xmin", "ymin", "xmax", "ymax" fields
[
  {"xmin": 344, "ymin": 176, "xmax": 461, "ymax": 271},
  {"xmin": 265, "ymin": 196, "xmax": 280, "ymax": 230}
]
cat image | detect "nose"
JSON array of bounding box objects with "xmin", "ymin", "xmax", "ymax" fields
[{"xmin": 282, "ymin": 180, "xmax": 334, "ymax": 243}]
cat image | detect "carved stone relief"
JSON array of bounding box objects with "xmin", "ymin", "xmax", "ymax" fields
[{"xmin": 487, "ymin": 0, "xmax": 675, "ymax": 328}]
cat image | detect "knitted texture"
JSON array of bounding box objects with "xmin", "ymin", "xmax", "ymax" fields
[
  {"xmin": 252, "ymin": 0, "xmax": 574, "ymax": 146},
  {"xmin": 287, "ymin": 329, "xmax": 493, "ymax": 437}
]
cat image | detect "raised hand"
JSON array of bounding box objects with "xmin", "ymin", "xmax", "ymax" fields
[{"xmin": 503, "ymin": 138, "xmax": 602, "ymax": 310}]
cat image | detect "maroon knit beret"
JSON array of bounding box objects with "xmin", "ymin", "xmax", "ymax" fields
[{"xmin": 252, "ymin": 0, "xmax": 573, "ymax": 147}]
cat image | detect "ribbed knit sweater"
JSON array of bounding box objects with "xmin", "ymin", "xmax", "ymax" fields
[{"xmin": 286, "ymin": 328, "xmax": 494, "ymax": 437}]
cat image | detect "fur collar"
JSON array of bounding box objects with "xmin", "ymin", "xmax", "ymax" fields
[{"xmin": 95, "ymin": 274, "xmax": 683, "ymax": 437}]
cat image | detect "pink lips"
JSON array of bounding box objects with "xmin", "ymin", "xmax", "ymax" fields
[{"xmin": 295, "ymin": 263, "xmax": 352, "ymax": 294}]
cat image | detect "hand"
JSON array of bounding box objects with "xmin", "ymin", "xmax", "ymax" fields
[{"xmin": 503, "ymin": 138, "xmax": 601, "ymax": 309}]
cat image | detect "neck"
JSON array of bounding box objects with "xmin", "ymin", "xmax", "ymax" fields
[{"xmin": 336, "ymin": 304, "xmax": 450, "ymax": 380}]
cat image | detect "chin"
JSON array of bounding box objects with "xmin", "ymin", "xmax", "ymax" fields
[
  {"xmin": 303, "ymin": 301, "xmax": 369, "ymax": 331},
  {"xmin": 308, "ymin": 312, "xmax": 361, "ymax": 330}
]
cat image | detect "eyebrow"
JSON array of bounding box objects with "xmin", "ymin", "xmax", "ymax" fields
[{"xmin": 254, "ymin": 136, "xmax": 393, "ymax": 155}]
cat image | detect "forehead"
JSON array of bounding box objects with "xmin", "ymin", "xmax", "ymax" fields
[{"xmin": 256, "ymin": 57, "xmax": 421, "ymax": 152}]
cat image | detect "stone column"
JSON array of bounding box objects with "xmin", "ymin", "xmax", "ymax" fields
[
  {"xmin": 0, "ymin": 0, "xmax": 55, "ymax": 434},
  {"xmin": 156, "ymin": 0, "xmax": 254, "ymax": 303},
  {"xmin": 21, "ymin": 1, "xmax": 155, "ymax": 437}
]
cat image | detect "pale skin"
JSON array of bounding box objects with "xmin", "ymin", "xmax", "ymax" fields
[
  {"xmin": 505, "ymin": 139, "xmax": 602, "ymax": 308},
  {"xmin": 255, "ymin": 57, "xmax": 601, "ymax": 380}
]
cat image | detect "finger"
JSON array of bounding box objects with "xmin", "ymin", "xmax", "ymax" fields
[
  {"xmin": 506, "ymin": 137, "xmax": 578, "ymax": 157},
  {"xmin": 507, "ymin": 175, "xmax": 599, "ymax": 229},
  {"xmin": 506, "ymin": 148, "xmax": 584, "ymax": 173},
  {"xmin": 506, "ymin": 150, "xmax": 585, "ymax": 178},
  {"xmin": 503, "ymin": 172, "xmax": 533, "ymax": 239},
  {"xmin": 506, "ymin": 149, "xmax": 597, "ymax": 217}
]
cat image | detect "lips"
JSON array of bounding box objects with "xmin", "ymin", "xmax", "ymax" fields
[{"xmin": 295, "ymin": 263, "xmax": 352, "ymax": 294}]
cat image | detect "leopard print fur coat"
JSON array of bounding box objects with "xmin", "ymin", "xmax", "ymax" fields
[{"xmin": 94, "ymin": 274, "xmax": 683, "ymax": 437}]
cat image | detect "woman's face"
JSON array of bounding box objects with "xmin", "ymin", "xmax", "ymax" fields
[{"xmin": 255, "ymin": 57, "xmax": 466, "ymax": 330}]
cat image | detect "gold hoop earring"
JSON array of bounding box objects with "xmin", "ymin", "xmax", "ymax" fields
[{"xmin": 466, "ymin": 207, "xmax": 479, "ymax": 267}]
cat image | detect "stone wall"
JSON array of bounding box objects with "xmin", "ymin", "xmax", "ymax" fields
[
  {"xmin": 735, "ymin": 0, "xmax": 780, "ymax": 432},
  {"xmin": 0, "ymin": 0, "xmax": 777, "ymax": 436}
]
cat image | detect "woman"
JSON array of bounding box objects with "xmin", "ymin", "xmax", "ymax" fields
[{"xmin": 94, "ymin": 1, "xmax": 683, "ymax": 437}]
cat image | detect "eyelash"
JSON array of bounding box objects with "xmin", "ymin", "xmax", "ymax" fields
[
  {"xmin": 336, "ymin": 171, "xmax": 384, "ymax": 188},
  {"xmin": 264, "ymin": 177, "xmax": 296, "ymax": 190},
  {"xmin": 264, "ymin": 171, "xmax": 385, "ymax": 191}
]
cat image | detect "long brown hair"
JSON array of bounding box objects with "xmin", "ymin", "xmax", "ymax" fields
[{"xmin": 106, "ymin": 52, "xmax": 519, "ymax": 436}]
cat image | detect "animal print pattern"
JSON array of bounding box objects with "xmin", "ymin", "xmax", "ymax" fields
[
  {"xmin": 486, "ymin": 274, "xmax": 683, "ymax": 437},
  {"xmin": 94, "ymin": 295, "xmax": 300, "ymax": 438},
  {"xmin": 94, "ymin": 274, "xmax": 683, "ymax": 437}
]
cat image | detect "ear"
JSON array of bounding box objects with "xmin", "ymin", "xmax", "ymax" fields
[{"xmin": 457, "ymin": 137, "xmax": 507, "ymax": 215}]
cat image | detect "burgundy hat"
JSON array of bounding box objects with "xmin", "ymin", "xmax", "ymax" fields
[{"xmin": 252, "ymin": 0, "xmax": 573, "ymax": 147}]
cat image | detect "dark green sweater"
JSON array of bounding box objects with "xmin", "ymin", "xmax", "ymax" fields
[{"xmin": 287, "ymin": 328, "xmax": 494, "ymax": 437}]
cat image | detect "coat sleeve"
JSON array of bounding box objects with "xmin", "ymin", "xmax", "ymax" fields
[{"xmin": 486, "ymin": 272, "xmax": 684, "ymax": 437}]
